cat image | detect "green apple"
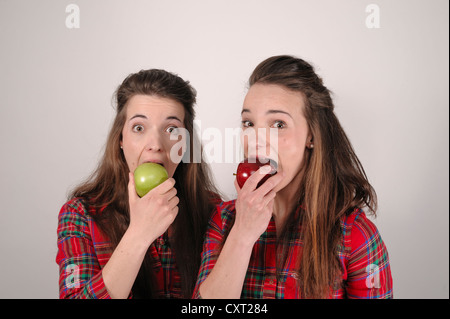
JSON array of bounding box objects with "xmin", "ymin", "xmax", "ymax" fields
[{"xmin": 134, "ymin": 163, "xmax": 169, "ymax": 197}]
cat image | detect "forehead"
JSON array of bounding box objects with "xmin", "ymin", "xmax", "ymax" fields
[
  {"xmin": 243, "ymin": 83, "xmax": 305, "ymax": 117},
  {"xmin": 125, "ymin": 94, "xmax": 185, "ymax": 120}
]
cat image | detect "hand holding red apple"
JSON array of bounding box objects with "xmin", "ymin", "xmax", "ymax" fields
[
  {"xmin": 234, "ymin": 158, "xmax": 278, "ymax": 189},
  {"xmin": 232, "ymin": 158, "xmax": 284, "ymax": 246}
]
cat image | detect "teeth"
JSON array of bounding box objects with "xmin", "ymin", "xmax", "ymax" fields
[
  {"xmin": 260, "ymin": 166, "xmax": 272, "ymax": 174},
  {"xmin": 261, "ymin": 158, "xmax": 277, "ymax": 168}
]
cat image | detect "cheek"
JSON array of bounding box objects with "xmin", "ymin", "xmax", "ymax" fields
[
  {"xmin": 164, "ymin": 150, "xmax": 181, "ymax": 178},
  {"xmin": 165, "ymin": 163, "xmax": 178, "ymax": 178},
  {"xmin": 122, "ymin": 149, "xmax": 137, "ymax": 172},
  {"xmin": 278, "ymin": 136, "xmax": 306, "ymax": 173},
  {"xmin": 121, "ymin": 131, "xmax": 140, "ymax": 171},
  {"xmin": 165, "ymin": 135, "xmax": 186, "ymax": 160},
  {"xmin": 164, "ymin": 139, "xmax": 185, "ymax": 177},
  {"xmin": 241, "ymin": 134, "xmax": 250, "ymax": 156}
]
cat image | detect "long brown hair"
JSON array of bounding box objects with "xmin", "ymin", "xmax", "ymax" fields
[
  {"xmin": 70, "ymin": 69, "xmax": 220, "ymax": 298},
  {"xmin": 248, "ymin": 55, "xmax": 377, "ymax": 298}
]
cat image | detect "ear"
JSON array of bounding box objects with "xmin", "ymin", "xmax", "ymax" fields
[{"xmin": 306, "ymin": 133, "xmax": 314, "ymax": 149}]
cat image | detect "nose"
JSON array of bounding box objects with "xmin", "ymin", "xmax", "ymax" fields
[
  {"xmin": 145, "ymin": 132, "xmax": 163, "ymax": 152},
  {"xmin": 243, "ymin": 127, "xmax": 278, "ymax": 159}
]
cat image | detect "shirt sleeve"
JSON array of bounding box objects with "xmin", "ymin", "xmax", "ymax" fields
[
  {"xmin": 192, "ymin": 202, "xmax": 231, "ymax": 298},
  {"xmin": 345, "ymin": 210, "xmax": 393, "ymax": 299},
  {"xmin": 56, "ymin": 199, "xmax": 111, "ymax": 299}
]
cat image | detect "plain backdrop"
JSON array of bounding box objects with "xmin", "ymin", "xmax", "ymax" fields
[{"xmin": 0, "ymin": 0, "xmax": 448, "ymax": 299}]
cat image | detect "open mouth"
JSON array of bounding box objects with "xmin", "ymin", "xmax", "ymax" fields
[
  {"xmin": 143, "ymin": 160, "xmax": 165, "ymax": 168},
  {"xmin": 247, "ymin": 156, "xmax": 278, "ymax": 172}
]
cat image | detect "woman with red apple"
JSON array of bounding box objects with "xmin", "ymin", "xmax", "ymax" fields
[
  {"xmin": 194, "ymin": 55, "xmax": 393, "ymax": 299},
  {"xmin": 56, "ymin": 69, "xmax": 221, "ymax": 298}
]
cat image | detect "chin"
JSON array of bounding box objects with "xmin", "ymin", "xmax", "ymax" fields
[
  {"xmin": 273, "ymin": 183, "xmax": 287, "ymax": 193},
  {"xmin": 167, "ymin": 165, "xmax": 180, "ymax": 178},
  {"xmin": 273, "ymin": 170, "xmax": 295, "ymax": 192}
]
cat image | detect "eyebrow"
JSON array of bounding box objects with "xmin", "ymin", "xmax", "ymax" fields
[
  {"xmin": 241, "ymin": 108, "xmax": 293, "ymax": 119},
  {"xmin": 166, "ymin": 116, "xmax": 183, "ymax": 123},
  {"xmin": 129, "ymin": 114, "xmax": 183, "ymax": 123},
  {"xmin": 129, "ymin": 114, "xmax": 147, "ymax": 121}
]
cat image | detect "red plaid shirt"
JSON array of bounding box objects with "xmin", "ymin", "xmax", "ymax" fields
[
  {"xmin": 56, "ymin": 198, "xmax": 182, "ymax": 299},
  {"xmin": 193, "ymin": 200, "xmax": 393, "ymax": 299}
]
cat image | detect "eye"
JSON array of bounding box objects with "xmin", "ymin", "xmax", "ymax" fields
[
  {"xmin": 166, "ymin": 126, "xmax": 179, "ymax": 134},
  {"xmin": 241, "ymin": 120, "xmax": 253, "ymax": 128},
  {"xmin": 132, "ymin": 124, "xmax": 144, "ymax": 133},
  {"xmin": 271, "ymin": 120, "xmax": 286, "ymax": 129}
]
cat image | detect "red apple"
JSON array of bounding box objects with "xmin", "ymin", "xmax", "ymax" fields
[{"xmin": 235, "ymin": 158, "xmax": 277, "ymax": 189}]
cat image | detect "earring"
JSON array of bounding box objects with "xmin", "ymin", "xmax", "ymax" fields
[{"xmin": 120, "ymin": 145, "xmax": 123, "ymax": 149}]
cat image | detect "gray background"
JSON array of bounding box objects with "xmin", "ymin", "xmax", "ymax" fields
[{"xmin": 0, "ymin": 0, "xmax": 448, "ymax": 298}]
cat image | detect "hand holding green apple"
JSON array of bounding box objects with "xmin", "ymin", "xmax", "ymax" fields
[
  {"xmin": 134, "ymin": 163, "xmax": 169, "ymax": 197},
  {"xmin": 127, "ymin": 163, "xmax": 178, "ymax": 248}
]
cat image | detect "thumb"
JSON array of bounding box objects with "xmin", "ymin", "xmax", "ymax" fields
[
  {"xmin": 234, "ymin": 178, "xmax": 241, "ymax": 194},
  {"xmin": 128, "ymin": 172, "xmax": 139, "ymax": 202}
]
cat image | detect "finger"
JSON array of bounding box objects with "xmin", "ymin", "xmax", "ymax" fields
[
  {"xmin": 262, "ymin": 190, "xmax": 277, "ymax": 207},
  {"xmin": 165, "ymin": 187, "xmax": 178, "ymax": 201},
  {"xmin": 161, "ymin": 187, "xmax": 177, "ymax": 204},
  {"xmin": 244, "ymin": 165, "xmax": 274, "ymax": 191},
  {"xmin": 266, "ymin": 197, "xmax": 275, "ymax": 212},
  {"xmin": 168, "ymin": 195, "xmax": 180, "ymax": 209},
  {"xmin": 170, "ymin": 206, "xmax": 179, "ymax": 220},
  {"xmin": 147, "ymin": 178, "xmax": 176, "ymax": 196},
  {"xmin": 255, "ymin": 171, "xmax": 284, "ymax": 195},
  {"xmin": 156, "ymin": 186, "xmax": 177, "ymax": 201}
]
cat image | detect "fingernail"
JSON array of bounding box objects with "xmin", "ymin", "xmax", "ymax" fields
[{"xmin": 260, "ymin": 165, "xmax": 272, "ymax": 174}]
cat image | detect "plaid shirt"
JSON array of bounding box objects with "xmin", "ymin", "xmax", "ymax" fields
[
  {"xmin": 56, "ymin": 198, "xmax": 182, "ymax": 299},
  {"xmin": 193, "ymin": 200, "xmax": 393, "ymax": 299}
]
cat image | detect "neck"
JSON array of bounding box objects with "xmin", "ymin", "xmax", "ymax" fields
[{"xmin": 272, "ymin": 171, "xmax": 303, "ymax": 237}]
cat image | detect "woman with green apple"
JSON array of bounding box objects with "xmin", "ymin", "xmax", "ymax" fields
[{"xmin": 56, "ymin": 69, "xmax": 221, "ymax": 298}]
